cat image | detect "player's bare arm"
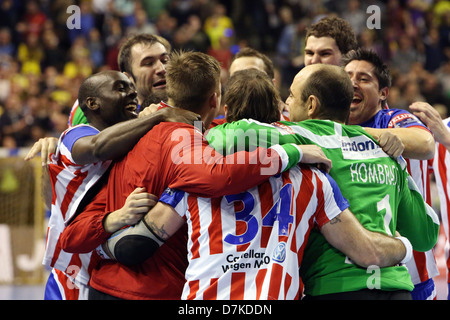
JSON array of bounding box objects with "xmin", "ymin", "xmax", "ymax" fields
[
  {"xmin": 102, "ymin": 201, "xmax": 183, "ymax": 266},
  {"xmin": 72, "ymin": 107, "xmax": 201, "ymax": 165},
  {"xmin": 364, "ymin": 127, "xmax": 435, "ymax": 160},
  {"xmin": 320, "ymin": 208, "xmax": 412, "ymax": 268}
]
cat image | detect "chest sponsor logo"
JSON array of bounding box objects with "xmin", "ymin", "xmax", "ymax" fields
[{"xmin": 341, "ymin": 136, "xmax": 387, "ymax": 160}]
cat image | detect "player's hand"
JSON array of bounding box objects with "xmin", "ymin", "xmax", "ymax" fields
[
  {"xmin": 376, "ymin": 131, "xmax": 404, "ymax": 158},
  {"xmin": 104, "ymin": 187, "xmax": 158, "ymax": 233},
  {"xmin": 139, "ymin": 103, "xmax": 159, "ymax": 118},
  {"xmin": 24, "ymin": 137, "xmax": 58, "ymax": 166},
  {"xmin": 298, "ymin": 145, "xmax": 332, "ymax": 173},
  {"xmin": 409, "ymin": 101, "xmax": 450, "ymax": 146},
  {"xmin": 120, "ymin": 187, "xmax": 158, "ymax": 226}
]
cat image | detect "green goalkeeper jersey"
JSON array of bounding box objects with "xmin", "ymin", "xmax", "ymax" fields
[{"xmin": 206, "ymin": 118, "xmax": 439, "ymax": 295}]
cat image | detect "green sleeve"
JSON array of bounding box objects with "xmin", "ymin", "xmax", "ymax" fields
[
  {"xmin": 69, "ymin": 103, "xmax": 88, "ymax": 126},
  {"xmin": 206, "ymin": 121, "xmax": 302, "ymax": 172},
  {"xmin": 396, "ymin": 174, "xmax": 440, "ymax": 252},
  {"xmin": 273, "ymin": 143, "xmax": 302, "ymax": 172}
]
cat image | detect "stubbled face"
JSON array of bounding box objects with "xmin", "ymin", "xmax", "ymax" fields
[
  {"xmin": 96, "ymin": 72, "xmax": 138, "ymax": 126},
  {"xmin": 304, "ymin": 36, "xmax": 342, "ymax": 66},
  {"xmin": 344, "ymin": 60, "xmax": 387, "ymax": 125},
  {"xmin": 129, "ymin": 42, "xmax": 169, "ymax": 104}
]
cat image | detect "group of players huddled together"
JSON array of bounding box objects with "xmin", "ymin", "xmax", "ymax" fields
[{"xmin": 25, "ymin": 16, "xmax": 449, "ymax": 301}]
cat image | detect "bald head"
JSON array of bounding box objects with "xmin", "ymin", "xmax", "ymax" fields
[
  {"xmin": 287, "ymin": 64, "xmax": 353, "ymax": 123},
  {"xmin": 78, "ymin": 71, "xmax": 129, "ymax": 110}
]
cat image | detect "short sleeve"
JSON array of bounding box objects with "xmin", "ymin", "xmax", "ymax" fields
[
  {"xmin": 159, "ymin": 188, "xmax": 188, "ymax": 218},
  {"xmin": 314, "ymin": 170, "xmax": 350, "ymax": 228}
]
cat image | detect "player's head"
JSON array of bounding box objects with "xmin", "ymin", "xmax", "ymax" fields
[
  {"xmin": 166, "ymin": 51, "xmax": 221, "ymax": 129},
  {"xmin": 286, "ymin": 64, "xmax": 353, "ymax": 123},
  {"xmin": 78, "ymin": 70, "xmax": 138, "ymax": 130},
  {"xmin": 224, "ymin": 69, "xmax": 280, "ymax": 123},
  {"xmin": 304, "ymin": 16, "xmax": 358, "ymax": 66},
  {"xmin": 118, "ymin": 34, "xmax": 171, "ymax": 105},
  {"xmin": 341, "ymin": 48, "xmax": 391, "ymax": 125},
  {"xmin": 229, "ymin": 47, "xmax": 275, "ymax": 80}
]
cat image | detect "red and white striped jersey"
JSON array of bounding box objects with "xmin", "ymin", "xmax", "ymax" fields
[
  {"xmin": 43, "ymin": 124, "xmax": 111, "ymax": 286},
  {"xmin": 431, "ymin": 117, "xmax": 450, "ymax": 284},
  {"xmin": 160, "ymin": 165, "xmax": 349, "ymax": 300},
  {"xmin": 361, "ymin": 107, "xmax": 439, "ymax": 285},
  {"xmin": 404, "ymin": 157, "xmax": 439, "ymax": 285}
]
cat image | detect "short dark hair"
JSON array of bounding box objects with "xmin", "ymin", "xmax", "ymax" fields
[
  {"xmin": 301, "ymin": 65, "xmax": 354, "ymax": 123},
  {"xmin": 233, "ymin": 47, "xmax": 275, "ymax": 79},
  {"xmin": 341, "ymin": 48, "xmax": 392, "ymax": 89},
  {"xmin": 118, "ymin": 34, "xmax": 171, "ymax": 79},
  {"xmin": 306, "ymin": 16, "xmax": 358, "ymax": 55},
  {"xmin": 224, "ymin": 69, "xmax": 280, "ymax": 123}
]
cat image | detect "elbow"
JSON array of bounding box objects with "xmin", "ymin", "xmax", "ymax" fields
[
  {"xmin": 411, "ymin": 233, "xmax": 438, "ymax": 252},
  {"xmin": 422, "ymin": 136, "xmax": 435, "ymax": 160},
  {"xmin": 407, "ymin": 133, "xmax": 435, "ymax": 160},
  {"xmin": 60, "ymin": 232, "xmax": 84, "ymax": 254},
  {"xmin": 60, "ymin": 227, "xmax": 101, "ymax": 254}
]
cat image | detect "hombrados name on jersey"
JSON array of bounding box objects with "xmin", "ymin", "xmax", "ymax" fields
[
  {"xmin": 349, "ymin": 162, "xmax": 399, "ymax": 186},
  {"xmin": 341, "ymin": 136, "xmax": 387, "ymax": 160}
]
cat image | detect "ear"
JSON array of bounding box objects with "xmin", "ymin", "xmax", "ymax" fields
[
  {"xmin": 209, "ymin": 92, "xmax": 219, "ymax": 111},
  {"xmin": 223, "ymin": 104, "xmax": 228, "ymax": 117},
  {"xmin": 86, "ymin": 97, "xmax": 100, "ymax": 111},
  {"xmin": 379, "ymin": 87, "xmax": 389, "ymax": 101},
  {"xmin": 307, "ymin": 95, "xmax": 319, "ymax": 118}
]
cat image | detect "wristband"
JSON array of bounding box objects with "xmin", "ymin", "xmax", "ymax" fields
[
  {"xmin": 396, "ymin": 236, "xmax": 413, "ymax": 264},
  {"xmin": 291, "ymin": 144, "xmax": 303, "ymax": 163}
]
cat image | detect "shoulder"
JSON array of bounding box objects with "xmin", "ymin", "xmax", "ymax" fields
[
  {"xmin": 384, "ymin": 108, "xmax": 428, "ymax": 129},
  {"xmin": 210, "ymin": 118, "xmax": 226, "ymax": 128},
  {"xmin": 62, "ymin": 124, "xmax": 98, "ymax": 138},
  {"xmin": 141, "ymin": 122, "xmax": 201, "ymax": 152},
  {"xmin": 60, "ymin": 125, "xmax": 99, "ymax": 152},
  {"xmin": 142, "ymin": 122, "xmax": 196, "ymax": 139}
]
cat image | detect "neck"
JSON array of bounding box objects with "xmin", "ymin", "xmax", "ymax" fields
[
  {"xmin": 167, "ymin": 98, "xmax": 212, "ymax": 129},
  {"xmin": 310, "ymin": 115, "xmax": 344, "ymax": 124},
  {"xmin": 87, "ymin": 118, "xmax": 108, "ymax": 131}
]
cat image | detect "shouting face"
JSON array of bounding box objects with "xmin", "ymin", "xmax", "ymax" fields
[{"xmin": 344, "ymin": 60, "xmax": 388, "ymax": 125}]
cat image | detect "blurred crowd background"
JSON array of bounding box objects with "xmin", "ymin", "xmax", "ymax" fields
[{"xmin": 0, "ymin": 0, "xmax": 449, "ymax": 149}]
